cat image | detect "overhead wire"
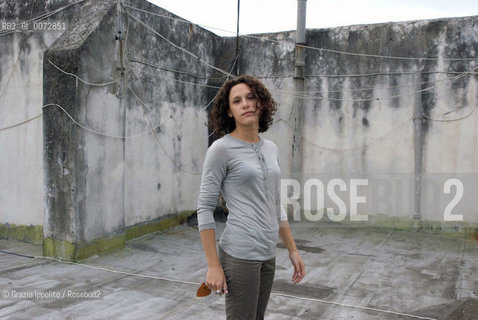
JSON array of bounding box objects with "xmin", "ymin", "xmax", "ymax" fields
[
  {"xmin": 120, "ymin": 1, "xmax": 477, "ymax": 109},
  {"xmin": 2, "ymin": 63, "xmax": 475, "ymax": 132},
  {"xmin": 38, "ymin": 102, "xmax": 207, "ymax": 140},
  {"xmin": 3, "ymin": 59, "xmax": 475, "ymax": 132},
  {"xmin": 121, "ymin": 3, "xmax": 477, "ymax": 119},
  {"xmin": 127, "ymin": 54, "xmax": 475, "ymax": 99},
  {"xmin": 47, "ymin": 60, "xmax": 122, "ymax": 87},
  {"xmin": 275, "ymin": 65, "xmax": 478, "ymax": 103},
  {"xmin": 2, "ymin": 1, "xmax": 476, "ymax": 143},
  {"xmin": 125, "ymin": 46, "xmax": 240, "ymax": 175},
  {"xmin": 130, "ymin": 66, "xmax": 222, "ymax": 89},
  {"xmin": 121, "ymin": 2, "xmax": 236, "ymax": 37},
  {"xmin": 128, "ymin": 86, "xmax": 202, "ymax": 175},
  {"xmin": 121, "ymin": 1, "xmax": 476, "ymax": 62},
  {"xmin": 423, "ymin": 101, "xmax": 477, "ymax": 122},
  {"xmin": 0, "ymin": 113, "xmax": 42, "ymax": 131},
  {"xmin": 0, "ymin": 39, "xmax": 24, "ymax": 100},
  {"xmin": 277, "ymin": 72, "xmax": 472, "ymax": 95},
  {"xmin": 124, "ymin": 8, "xmax": 231, "ymax": 77},
  {"xmin": 129, "ymin": 58, "xmax": 227, "ymax": 80},
  {"xmin": 121, "ymin": 0, "xmax": 478, "ymax": 104},
  {"xmin": 0, "ymin": 248, "xmax": 437, "ymax": 320}
]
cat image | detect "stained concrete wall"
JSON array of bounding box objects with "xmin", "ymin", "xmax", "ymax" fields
[
  {"xmin": 41, "ymin": 0, "xmax": 226, "ymax": 258},
  {"xmin": 1, "ymin": 0, "xmax": 477, "ymax": 258},
  {"xmin": 298, "ymin": 18, "xmax": 478, "ymax": 224},
  {"xmin": 0, "ymin": 0, "xmax": 76, "ymax": 240},
  {"xmin": 122, "ymin": 0, "xmax": 224, "ymax": 230},
  {"xmin": 43, "ymin": 0, "xmax": 124, "ymax": 253},
  {"xmin": 234, "ymin": 18, "xmax": 478, "ymax": 225}
]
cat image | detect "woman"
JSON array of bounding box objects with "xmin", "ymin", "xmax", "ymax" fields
[{"xmin": 197, "ymin": 75, "xmax": 305, "ymax": 319}]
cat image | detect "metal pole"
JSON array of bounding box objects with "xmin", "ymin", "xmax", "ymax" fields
[
  {"xmin": 290, "ymin": 0, "xmax": 307, "ymax": 220},
  {"xmin": 234, "ymin": 0, "xmax": 240, "ymax": 75},
  {"xmin": 413, "ymin": 72, "xmax": 423, "ymax": 224},
  {"xmin": 296, "ymin": 0, "xmax": 307, "ymax": 45},
  {"xmin": 236, "ymin": 0, "xmax": 240, "ymax": 52}
]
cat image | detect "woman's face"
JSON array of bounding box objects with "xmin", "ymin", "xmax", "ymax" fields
[{"xmin": 228, "ymin": 83, "xmax": 260, "ymax": 128}]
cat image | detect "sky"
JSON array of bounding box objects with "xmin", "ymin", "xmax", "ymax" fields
[{"xmin": 146, "ymin": 0, "xmax": 478, "ymax": 36}]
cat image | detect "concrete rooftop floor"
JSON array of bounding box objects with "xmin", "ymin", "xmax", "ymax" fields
[{"xmin": 1, "ymin": 221, "xmax": 477, "ymax": 320}]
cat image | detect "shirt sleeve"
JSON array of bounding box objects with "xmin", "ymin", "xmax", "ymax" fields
[
  {"xmin": 276, "ymin": 148, "xmax": 288, "ymax": 222},
  {"xmin": 197, "ymin": 141, "xmax": 227, "ymax": 231}
]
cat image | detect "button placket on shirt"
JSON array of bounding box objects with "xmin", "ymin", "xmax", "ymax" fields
[{"xmin": 253, "ymin": 145, "xmax": 269, "ymax": 191}]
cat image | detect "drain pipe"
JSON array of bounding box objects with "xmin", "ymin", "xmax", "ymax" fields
[{"xmin": 290, "ymin": 0, "xmax": 306, "ymax": 220}]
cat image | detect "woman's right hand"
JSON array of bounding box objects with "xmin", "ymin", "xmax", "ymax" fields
[{"xmin": 206, "ymin": 264, "xmax": 228, "ymax": 295}]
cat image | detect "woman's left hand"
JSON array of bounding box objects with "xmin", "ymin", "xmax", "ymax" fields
[{"xmin": 289, "ymin": 250, "xmax": 305, "ymax": 283}]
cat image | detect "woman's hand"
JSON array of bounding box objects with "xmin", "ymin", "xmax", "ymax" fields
[
  {"xmin": 289, "ymin": 250, "xmax": 305, "ymax": 284},
  {"xmin": 279, "ymin": 221, "xmax": 306, "ymax": 284},
  {"xmin": 206, "ymin": 264, "xmax": 228, "ymax": 295}
]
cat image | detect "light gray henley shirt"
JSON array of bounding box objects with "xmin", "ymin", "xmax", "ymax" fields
[{"xmin": 197, "ymin": 134, "xmax": 287, "ymax": 261}]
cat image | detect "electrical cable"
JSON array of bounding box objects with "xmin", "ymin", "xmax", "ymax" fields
[
  {"xmin": 0, "ymin": 249, "xmax": 34, "ymax": 259},
  {"xmin": 126, "ymin": 55, "xmax": 474, "ymax": 98},
  {"xmin": 124, "ymin": 9, "xmax": 231, "ymax": 77},
  {"xmin": 423, "ymin": 103, "xmax": 477, "ymax": 122},
  {"xmin": 127, "ymin": 85, "xmax": 202, "ymax": 175},
  {"xmin": 0, "ymin": 39, "xmax": 23, "ymax": 100},
  {"xmin": 129, "ymin": 58, "xmax": 227, "ymax": 80},
  {"xmin": 48, "ymin": 60, "xmax": 121, "ymax": 87},
  {"xmin": 274, "ymin": 70, "xmax": 472, "ymax": 96},
  {"xmin": 121, "ymin": 2, "xmax": 235, "ymax": 37},
  {"xmin": 273, "ymin": 114, "xmax": 414, "ymax": 152},
  {"xmin": 305, "ymin": 70, "xmax": 478, "ymax": 78},
  {"xmin": 120, "ymin": 1, "xmax": 476, "ymax": 62},
  {"xmin": 271, "ymin": 292, "xmax": 437, "ymax": 320},
  {"xmin": 2, "ymin": 63, "xmax": 475, "ymax": 132},
  {"xmin": 130, "ymin": 66, "xmax": 222, "ymax": 89},
  {"xmin": 276, "ymin": 65, "xmax": 477, "ymax": 103},
  {"xmin": 125, "ymin": 48, "xmax": 241, "ymax": 175},
  {"xmin": 0, "ymin": 113, "xmax": 42, "ymax": 131},
  {"xmin": 120, "ymin": 1, "xmax": 477, "ymax": 95},
  {"xmin": 0, "ymin": 248, "xmax": 437, "ymax": 319}
]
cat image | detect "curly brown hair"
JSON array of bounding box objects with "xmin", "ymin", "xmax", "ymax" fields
[{"xmin": 208, "ymin": 75, "xmax": 278, "ymax": 137}]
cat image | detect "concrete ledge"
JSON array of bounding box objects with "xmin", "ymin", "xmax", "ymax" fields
[
  {"xmin": 0, "ymin": 223, "xmax": 43, "ymax": 243},
  {"xmin": 43, "ymin": 233, "xmax": 125, "ymax": 262},
  {"xmin": 125, "ymin": 210, "xmax": 196, "ymax": 241},
  {"xmin": 291, "ymin": 211, "xmax": 478, "ymax": 239},
  {"xmin": 42, "ymin": 211, "xmax": 196, "ymax": 261}
]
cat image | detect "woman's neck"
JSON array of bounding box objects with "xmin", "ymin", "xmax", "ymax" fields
[{"xmin": 230, "ymin": 127, "xmax": 260, "ymax": 144}]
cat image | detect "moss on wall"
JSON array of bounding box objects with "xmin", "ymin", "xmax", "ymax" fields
[
  {"xmin": 125, "ymin": 210, "xmax": 196, "ymax": 241},
  {"xmin": 294, "ymin": 211, "xmax": 478, "ymax": 239},
  {"xmin": 0, "ymin": 223, "xmax": 43, "ymax": 243},
  {"xmin": 42, "ymin": 211, "xmax": 196, "ymax": 261}
]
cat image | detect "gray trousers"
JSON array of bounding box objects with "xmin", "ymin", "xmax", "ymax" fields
[{"xmin": 218, "ymin": 246, "xmax": 276, "ymax": 320}]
